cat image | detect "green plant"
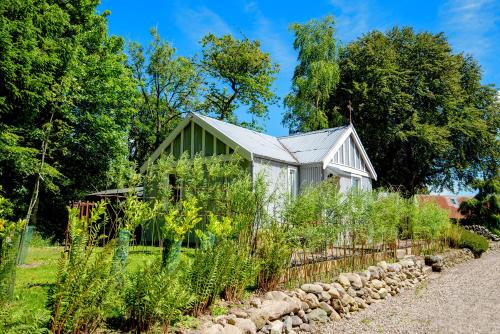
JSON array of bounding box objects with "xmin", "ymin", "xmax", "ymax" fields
[
  {"xmin": 124, "ymin": 259, "xmax": 193, "ymax": 333},
  {"xmin": 188, "ymin": 240, "xmax": 257, "ymax": 315},
  {"xmin": 48, "ymin": 201, "xmax": 117, "ymax": 334},
  {"xmin": 456, "ymin": 227, "xmax": 489, "ymax": 257}
]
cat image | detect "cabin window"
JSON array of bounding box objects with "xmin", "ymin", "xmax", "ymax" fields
[{"xmin": 288, "ymin": 167, "xmax": 298, "ymax": 197}]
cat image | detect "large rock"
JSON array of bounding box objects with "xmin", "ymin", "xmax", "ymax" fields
[
  {"xmin": 249, "ymin": 297, "xmax": 301, "ymax": 330},
  {"xmin": 341, "ymin": 273, "xmax": 363, "ymax": 289},
  {"xmin": 370, "ymin": 279, "xmax": 384, "ymax": 290},
  {"xmin": 233, "ymin": 318, "xmax": 257, "ymax": 334},
  {"xmin": 378, "ymin": 288, "xmax": 389, "ymax": 299},
  {"xmin": 300, "ymin": 283, "xmax": 323, "ymax": 294},
  {"xmin": 327, "ymin": 287, "xmax": 340, "ymax": 299},
  {"xmin": 270, "ymin": 320, "xmax": 284, "ymax": 334},
  {"xmin": 337, "ymin": 274, "xmax": 351, "ymax": 288},
  {"xmin": 330, "ymin": 309, "xmax": 341, "ymax": 321},
  {"xmin": 222, "ymin": 324, "xmax": 244, "ymax": 334},
  {"xmin": 368, "ymin": 266, "xmax": 380, "ymax": 279},
  {"xmin": 306, "ymin": 308, "xmax": 328, "ymax": 323},
  {"xmin": 291, "ymin": 315, "xmax": 303, "ymax": 326},
  {"xmin": 319, "ymin": 301, "xmax": 335, "ymax": 316},
  {"xmin": 202, "ymin": 324, "xmax": 224, "ymax": 334},
  {"xmin": 424, "ymin": 255, "xmax": 443, "ymax": 266},
  {"xmin": 377, "ymin": 261, "xmax": 388, "ymax": 271}
]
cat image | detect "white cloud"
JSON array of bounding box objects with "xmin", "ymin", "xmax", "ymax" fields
[
  {"xmin": 329, "ymin": 0, "xmax": 373, "ymax": 42},
  {"xmin": 439, "ymin": 0, "xmax": 499, "ymax": 57},
  {"xmin": 243, "ymin": 2, "xmax": 296, "ymax": 74},
  {"xmin": 174, "ymin": 6, "xmax": 233, "ymax": 43}
]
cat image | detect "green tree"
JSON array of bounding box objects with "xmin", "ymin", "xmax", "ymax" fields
[
  {"xmin": 0, "ymin": 0, "xmax": 136, "ymax": 239},
  {"xmin": 459, "ymin": 176, "xmax": 500, "ymax": 232},
  {"xmin": 283, "ymin": 16, "xmax": 341, "ymax": 132},
  {"xmin": 128, "ymin": 29, "xmax": 202, "ymax": 164},
  {"xmin": 333, "ymin": 27, "xmax": 499, "ymax": 194},
  {"xmin": 200, "ymin": 33, "xmax": 279, "ymax": 128}
]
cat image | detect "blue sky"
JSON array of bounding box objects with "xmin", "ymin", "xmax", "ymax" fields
[{"xmin": 101, "ymin": 0, "xmax": 499, "ymax": 137}]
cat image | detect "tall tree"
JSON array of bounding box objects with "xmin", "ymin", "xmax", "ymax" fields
[
  {"xmin": 128, "ymin": 29, "xmax": 202, "ymax": 164},
  {"xmin": 0, "ymin": 0, "xmax": 136, "ymax": 238},
  {"xmin": 283, "ymin": 16, "xmax": 341, "ymax": 133},
  {"xmin": 333, "ymin": 27, "xmax": 499, "ymax": 194},
  {"xmin": 200, "ymin": 33, "xmax": 279, "ymax": 128},
  {"xmin": 459, "ymin": 176, "xmax": 500, "ymax": 232}
]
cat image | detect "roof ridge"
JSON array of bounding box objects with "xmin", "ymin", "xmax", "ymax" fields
[{"xmin": 278, "ymin": 125, "xmax": 349, "ymax": 139}]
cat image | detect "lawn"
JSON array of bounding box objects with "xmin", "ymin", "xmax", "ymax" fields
[{"xmin": 10, "ymin": 245, "xmax": 179, "ymax": 321}]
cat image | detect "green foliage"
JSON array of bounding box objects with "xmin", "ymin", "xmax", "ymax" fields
[
  {"xmin": 335, "ymin": 27, "xmax": 500, "ymax": 193},
  {"xmin": 284, "ymin": 15, "xmax": 341, "ymax": 132},
  {"xmin": 188, "ymin": 240, "xmax": 257, "ymax": 316},
  {"xmin": 459, "ymin": 176, "xmax": 500, "ymax": 230},
  {"xmin": 128, "ymin": 28, "xmax": 202, "ymax": 163},
  {"xmin": 200, "ymin": 33, "xmax": 279, "ymax": 128},
  {"xmin": 48, "ymin": 202, "xmax": 117, "ymax": 334},
  {"xmin": 0, "ymin": 303, "xmax": 49, "ymax": 334},
  {"xmin": 455, "ymin": 226, "xmax": 489, "ymax": 257},
  {"xmin": 412, "ymin": 200, "xmax": 450, "ymax": 242},
  {"xmin": 124, "ymin": 259, "xmax": 193, "ymax": 332},
  {"xmin": 0, "ymin": 0, "xmax": 137, "ymax": 239}
]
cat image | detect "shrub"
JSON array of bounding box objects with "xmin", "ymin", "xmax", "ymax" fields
[
  {"xmin": 456, "ymin": 227, "xmax": 489, "ymax": 257},
  {"xmin": 188, "ymin": 240, "xmax": 257, "ymax": 316},
  {"xmin": 124, "ymin": 259, "xmax": 193, "ymax": 332},
  {"xmin": 48, "ymin": 202, "xmax": 117, "ymax": 334}
]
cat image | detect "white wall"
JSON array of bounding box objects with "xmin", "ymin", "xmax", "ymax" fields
[{"xmin": 253, "ymin": 157, "xmax": 290, "ymax": 213}]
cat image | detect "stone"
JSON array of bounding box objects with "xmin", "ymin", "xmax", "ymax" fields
[
  {"xmin": 347, "ymin": 287, "xmax": 357, "ymax": 297},
  {"xmin": 355, "ymin": 288, "xmax": 365, "ymax": 297},
  {"xmin": 291, "ymin": 315, "xmax": 303, "ymax": 327},
  {"xmin": 222, "ymin": 324, "xmax": 244, "ymax": 334},
  {"xmin": 318, "ymin": 291, "xmax": 331, "ymax": 302},
  {"xmin": 337, "ymin": 274, "xmax": 351, "ymax": 288},
  {"xmin": 250, "ymin": 298, "xmax": 261, "ymax": 308},
  {"xmin": 387, "ymin": 263, "xmax": 401, "ymax": 273},
  {"xmin": 344, "ymin": 273, "xmax": 363, "ymax": 289},
  {"xmin": 226, "ymin": 314, "xmax": 237, "ymax": 325},
  {"xmin": 249, "ymin": 298, "xmax": 300, "ymax": 330},
  {"xmin": 300, "ymin": 283, "xmax": 323, "ymax": 294},
  {"xmin": 399, "ymin": 259, "xmax": 414, "ymax": 268},
  {"xmin": 329, "ymin": 309, "xmax": 341, "ymax": 321},
  {"xmin": 270, "ymin": 320, "xmax": 284, "ymax": 334},
  {"xmin": 318, "ymin": 283, "xmax": 332, "ymax": 291},
  {"xmin": 332, "ymin": 282, "xmax": 345, "ymax": 293},
  {"xmin": 302, "ymin": 293, "xmax": 320, "ymax": 308},
  {"xmin": 341, "ymin": 293, "xmax": 355, "ymax": 306},
  {"xmin": 299, "ymin": 323, "xmax": 312, "ymax": 332},
  {"xmin": 378, "ymin": 288, "xmax": 388, "ymax": 299},
  {"xmin": 424, "ymin": 255, "xmax": 443, "ymax": 266},
  {"xmin": 319, "ymin": 301, "xmax": 335, "ymax": 316},
  {"xmin": 233, "ymin": 318, "xmax": 257, "ymax": 334},
  {"xmin": 283, "ymin": 316, "xmax": 293, "ymax": 333},
  {"xmin": 300, "ymin": 301, "xmax": 310, "ymax": 311},
  {"xmin": 214, "ymin": 315, "xmax": 227, "ymax": 326},
  {"xmin": 231, "ymin": 308, "xmax": 249, "ymax": 318},
  {"xmin": 306, "ymin": 308, "xmax": 328, "ymax": 323},
  {"xmin": 368, "ymin": 266, "xmax": 380, "ymax": 279},
  {"xmin": 377, "ymin": 261, "xmax": 388, "ymax": 271},
  {"xmin": 202, "ymin": 324, "xmax": 224, "ymax": 334},
  {"xmin": 432, "ymin": 263, "xmax": 443, "ymax": 272},
  {"xmin": 371, "ymin": 279, "xmax": 384, "ymax": 290},
  {"xmin": 264, "ymin": 291, "xmax": 291, "ymax": 301},
  {"xmin": 370, "ymin": 290, "xmax": 380, "ymax": 300},
  {"xmin": 327, "ymin": 287, "xmax": 340, "ymax": 299},
  {"xmin": 354, "ymin": 297, "xmax": 367, "ymax": 309}
]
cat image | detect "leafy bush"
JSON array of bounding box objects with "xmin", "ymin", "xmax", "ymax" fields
[
  {"xmin": 48, "ymin": 202, "xmax": 117, "ymax": 334},
  {"xmin": 450, "ymin": 225, "xmax": 489, "ymax": 257},
  {"xmin": 412, "ymin": 200, "xmax": 450, "ymax": 242},
  {"xmin": 188, "ymin": 240, "xmax": 257, "ymax": 316},
  {"xmin": 124, "ymin": 259, "xmax": 193, "ymax": 332}
]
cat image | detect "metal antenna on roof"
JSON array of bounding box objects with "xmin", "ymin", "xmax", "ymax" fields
[{"xmin": 347, "ymin": 100, "xmax": 353, "ymax": 124}]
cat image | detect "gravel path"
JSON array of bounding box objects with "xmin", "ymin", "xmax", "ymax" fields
[{"xmin": 314, "ymin": 247, "xmax": 500, "ymax": 334}]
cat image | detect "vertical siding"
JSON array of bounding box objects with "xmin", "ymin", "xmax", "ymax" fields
[
  {"xmin": 339, "ymin": 176, "xmax": 352, "ymax": 192},
  {"xmin": 253, "ymin": 157, "xmax": 290, "ymax": 214},
  {"xmin": 299, "ymin": 164, "xmax": 323, "ymax": 190},
  {"xmin": 361, "ymin": 176, "xmax": 372, "ymax": 191}
]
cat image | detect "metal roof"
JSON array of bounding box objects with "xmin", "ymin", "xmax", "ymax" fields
[
  {"xmin": 278, "ymin": 127, "xmax": 349, "ymax": 164},
  {"xmin": 194, "ymin": 113, "xmax": 298, "ymax": 164}
]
